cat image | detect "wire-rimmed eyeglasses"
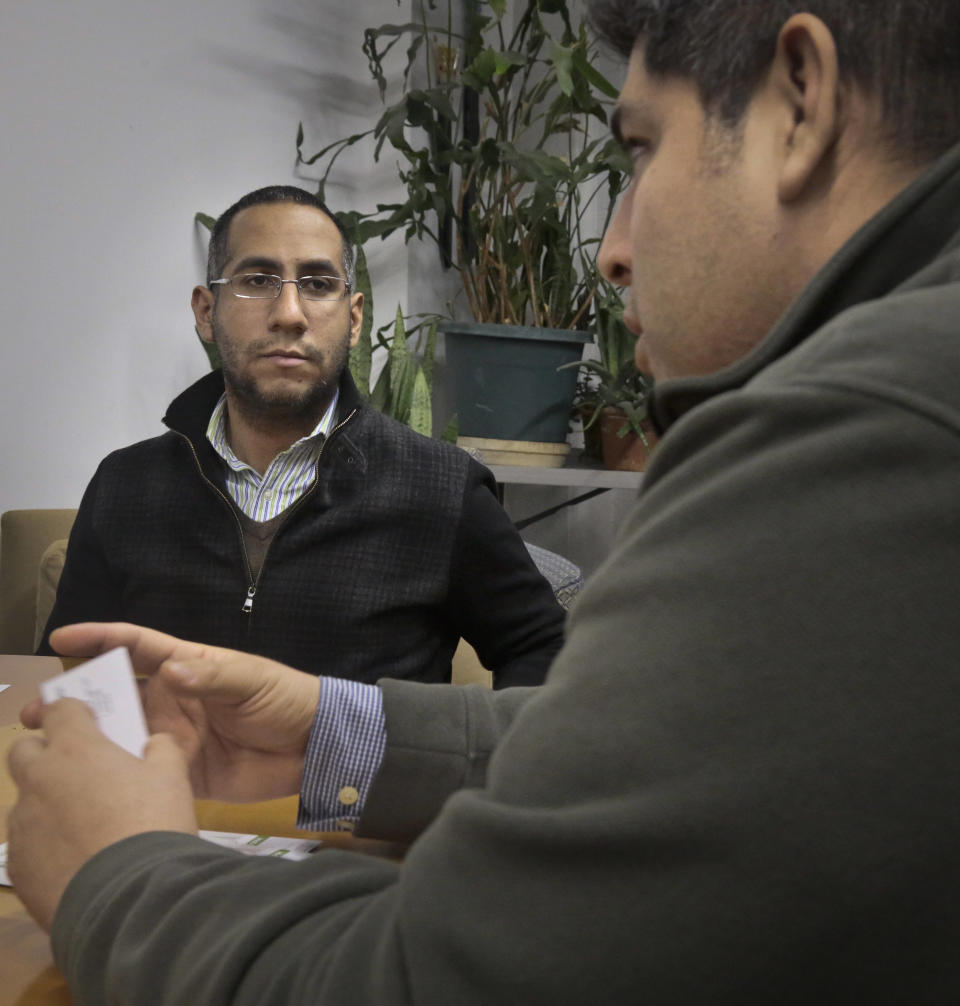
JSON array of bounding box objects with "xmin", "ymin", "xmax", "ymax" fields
[{"xmin": 210, "ymin": 272, "xmax": 351, "ymax": 302}]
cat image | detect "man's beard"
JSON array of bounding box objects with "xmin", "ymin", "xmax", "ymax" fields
[{"xmin": 212, "ymin": 317, "xmax": 351, "ymax": 430}]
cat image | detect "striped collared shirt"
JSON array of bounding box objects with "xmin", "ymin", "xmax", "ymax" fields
[
  {"xmin": 206, "ymin": 391, "xmax": 339, "ymax": 520},
  {"xmin": 298, "ymin": 678, "xmax": 386, "ymax": 832}
]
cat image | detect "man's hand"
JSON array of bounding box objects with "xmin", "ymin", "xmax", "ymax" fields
[
  {"xmin": 23, "ymin": 623, "xmax": 322, "ymax": 802},
  {"xmin": 7, "ymin": 698, "xmax": 196, "ymax": 931}
]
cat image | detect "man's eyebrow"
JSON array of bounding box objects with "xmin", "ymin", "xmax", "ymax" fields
[
  {"xmin": 611, "ymin": 105, "xmax": 625, "ymax": 145},
  {"xmin": 226, "ymin": 256, "xmax": 342, "ymax": 277},
  {"xmin": 228, "ymin": 255, "xmax": 282, "ymax": 275},
  {"xmin": 297, "ymin": 258, "xmax": 341, "ymax": 277}
]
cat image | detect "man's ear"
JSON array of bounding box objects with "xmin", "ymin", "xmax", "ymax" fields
[
  {"xmin": 770, "ymin": 14, "xmax": 842, "ymax": 203},
  {"xmin": 348, "ymin": 292, "xmax": 364, "ymax": 349},
  {"xmin": 191, "ymin": 286, "xmax": 215, "ymax": 343}
]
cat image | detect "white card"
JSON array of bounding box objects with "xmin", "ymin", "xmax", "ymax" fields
[
  {"xmin": 199, "ymin": 831, "xmax": 325, "ymax": 860},
  {"xmin": 0, "ymin": 834, "xmax": 325, "ymax": 887},
  {"xmin": 40, "ymin": 647, "xmax": 149, "ymax": 757}
]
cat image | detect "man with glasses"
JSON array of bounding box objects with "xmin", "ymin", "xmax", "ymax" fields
[{"xmin": 38, "ymin": 186, "xmax": 565, "ymax": 687}]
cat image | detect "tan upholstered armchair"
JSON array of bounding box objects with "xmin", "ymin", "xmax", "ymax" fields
[{"xmin": 0, "ymin": 509, "xmax": 77, "ymax": 654}]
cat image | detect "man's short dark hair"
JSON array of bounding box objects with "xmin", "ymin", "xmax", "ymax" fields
[
  {"xmin": 206, "ymin": 185, "xmax": 356, "ymax": 289},
  {"xmin": 588, "ymin": 0, "xmax": 960, "ymax": 165}
]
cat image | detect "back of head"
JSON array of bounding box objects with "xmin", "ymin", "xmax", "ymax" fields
[
  {"xmin": 589, "ymin": 1, "xmax": 960, "ymax": 167},
  {"xmin": 206, "ymin": 185, "xmax": 355, "ymax": 286}
]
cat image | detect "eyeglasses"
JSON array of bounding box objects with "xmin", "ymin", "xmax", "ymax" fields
[{"xmin": 210, "ymin": 272, "xmax": 351, "ymax": 302}]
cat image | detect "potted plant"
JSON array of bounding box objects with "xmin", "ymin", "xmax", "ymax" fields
[
  {"xmin": 298, "ymin": 0, "xmax": 629, "ymax": 460},
  {"xmin": 563, "ymin": 282, "xmax": 656, "ymax": 471}
]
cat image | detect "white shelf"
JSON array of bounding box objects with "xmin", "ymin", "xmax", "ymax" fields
[{"xmin": 487, "ymin": 464, "xmax": 643, "ymax": 490}]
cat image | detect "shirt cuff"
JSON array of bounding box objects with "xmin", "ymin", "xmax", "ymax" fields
[{"xmin": 297, "ymin": 677, "xmax": 386, "ymax": 832}]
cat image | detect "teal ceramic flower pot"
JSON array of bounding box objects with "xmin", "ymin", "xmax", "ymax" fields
[{"xmin": 440, "ymin": 322, "xmax": 590, "ymax": 443}]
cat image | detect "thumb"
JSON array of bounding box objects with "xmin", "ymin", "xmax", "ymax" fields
[{"xmin": 159, "ymin": 655, "xmax": 273, "ymax": 706}]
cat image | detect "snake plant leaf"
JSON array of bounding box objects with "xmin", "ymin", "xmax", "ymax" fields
[
  {"xmin": 420, "ymin": 319, "xmax": 438, "ymax": 387},
  {"xmin": 399, "ymin": 357, "xmax": 420, "ymax": 425},
  {"xmin": 349, "ymin": 328, "xmax": 372, "ymax": 402},
  {"xmin": 389, "ymin": 305, "xmax": 408, "ymax": 392},
  {"xmin": 408, "ymin": 367, "xmax": 433, "ymax": 437},
  {"xmin": 194, "ymin": 212, "xmax": 217, "ymax": 231},
  {"xmin": 346, "ymin": 237, "xmax": 374, "ymax": 401},
  {"xmin": 369, "ymin": 361, "xmax": 391, "ymax": 413},
  {"xmin": 439, "ymin": 413, "xmax": 459, "ymax": 445},
  {"xmin": 354, "ymin": 242, "xmax": 374, "ymax": 344}
]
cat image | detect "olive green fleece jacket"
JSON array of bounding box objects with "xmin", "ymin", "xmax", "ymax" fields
[{"xmin": 52, "ymin": 142, "xmax": 960, "ymax": 1004}]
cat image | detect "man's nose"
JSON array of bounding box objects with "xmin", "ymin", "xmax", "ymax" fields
[
  {"xmin": 597, "ymin": 189, "xmax": 633, "ymax": 286},
  {"xmin": 268, "ymin": 280, "xmax": 309, "ymax": 332}
]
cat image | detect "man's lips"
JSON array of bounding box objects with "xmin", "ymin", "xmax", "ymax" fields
[
  {"xmin": 261, "ymin": 351, "xmax": 310, "ymax": 368},
  {"xmin": 623, "ymin": 314, "xmax": 653, "ymax": 375}
]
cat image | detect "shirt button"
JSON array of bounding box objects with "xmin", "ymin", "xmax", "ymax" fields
[
  {"xmin": 263, "ymin": 490, "xmax": 274, "ymax": 501},
  {"xmin": 338, "ymin": 785, "xmax": 359, "ymax": 806}
]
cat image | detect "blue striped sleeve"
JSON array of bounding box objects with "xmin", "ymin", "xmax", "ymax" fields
[{"xmin": 297, "ymin": 677, "xmax": 386, "ymax": 832}]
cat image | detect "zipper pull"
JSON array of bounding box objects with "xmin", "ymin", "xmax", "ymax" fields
[{"xmin": 242, "ymin": 586, "xmax": 256, "ymax": 614}]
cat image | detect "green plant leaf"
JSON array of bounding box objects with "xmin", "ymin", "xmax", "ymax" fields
[
  {"xmin": 196, "ymin": 327, "xmax": 221, "ymax": 369},
  {"xmin": 421, "ymin": 318, "xmax": 438, "ymax": 387},
  {"xmin": 194, "ymin": 212, "xmax": 217, "ymax": 231},
  {"xmin": 389, "ymin": 304, "xmax": 409, "ymax": 394},
  {"xmin": 349, "ymin": 324, "xmax": 372, "ymax": 401},
  {"xmin": 439, "ymin": 413, "xmax": 459, "ymax": 444},
  {"xmin": 550, "ymin": 41, "xmax": 574, "ymax": 97},
  {"xmin": 571, "ymin": 46, "xmax": 620, "ymax": 99},
  {"xmin": 408, "ymin": 368, "xmax": 433, "ymax": 436},
  {"xmin": 370, "ymin": 363, "xmax": 391, "ymax": 413}
]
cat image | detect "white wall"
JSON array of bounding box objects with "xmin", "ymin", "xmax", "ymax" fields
[{"xmin": 0, "ymin": 0, "xmax": 407, "ymax": 514}]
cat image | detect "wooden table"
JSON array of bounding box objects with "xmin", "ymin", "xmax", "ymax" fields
[{"xmin": 0, "ymin": 656, "xmax": 405, "ymax": 1006}]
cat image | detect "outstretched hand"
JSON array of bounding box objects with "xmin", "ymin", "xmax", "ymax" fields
[{"xmin": 24, "ymin": 623, "xmax": 321, "ymax": 802}]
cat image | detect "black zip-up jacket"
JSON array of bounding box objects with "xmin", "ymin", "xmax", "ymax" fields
[{"xmin": 39, "ymin": 369, "xmax": 565, "ymax": 686}]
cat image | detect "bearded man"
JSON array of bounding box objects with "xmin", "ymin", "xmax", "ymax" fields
[{"xmin": 38, "ymin": 186, "xmax": 565, "ymax": 687}]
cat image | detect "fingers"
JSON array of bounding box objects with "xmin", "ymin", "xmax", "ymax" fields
[
  {"xmin": 8, "ymin": 699, "xmax": 99, "ymax": 781},
  {"xmin": 48, "ymin": 623, "xmax": 231, "ymax": 675},
  {"xmin": 20, "ymin": 697, "xmax": 43, "ymax": 729},
  {"xmin": 38, "ymin": 696, "xmax": 101, "ymax": 734},
  {"xmin": 6, "ymin": 733, "xmax": 46, "ymax": 783},
  {"xmin": 48, "ymin": 622, "xmax": 146, "ymax": 657}
]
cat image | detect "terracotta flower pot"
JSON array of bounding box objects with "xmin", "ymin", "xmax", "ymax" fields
[{"xmin": 599, "ymin": 408, "xmax": 657, "ymax": 471}]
